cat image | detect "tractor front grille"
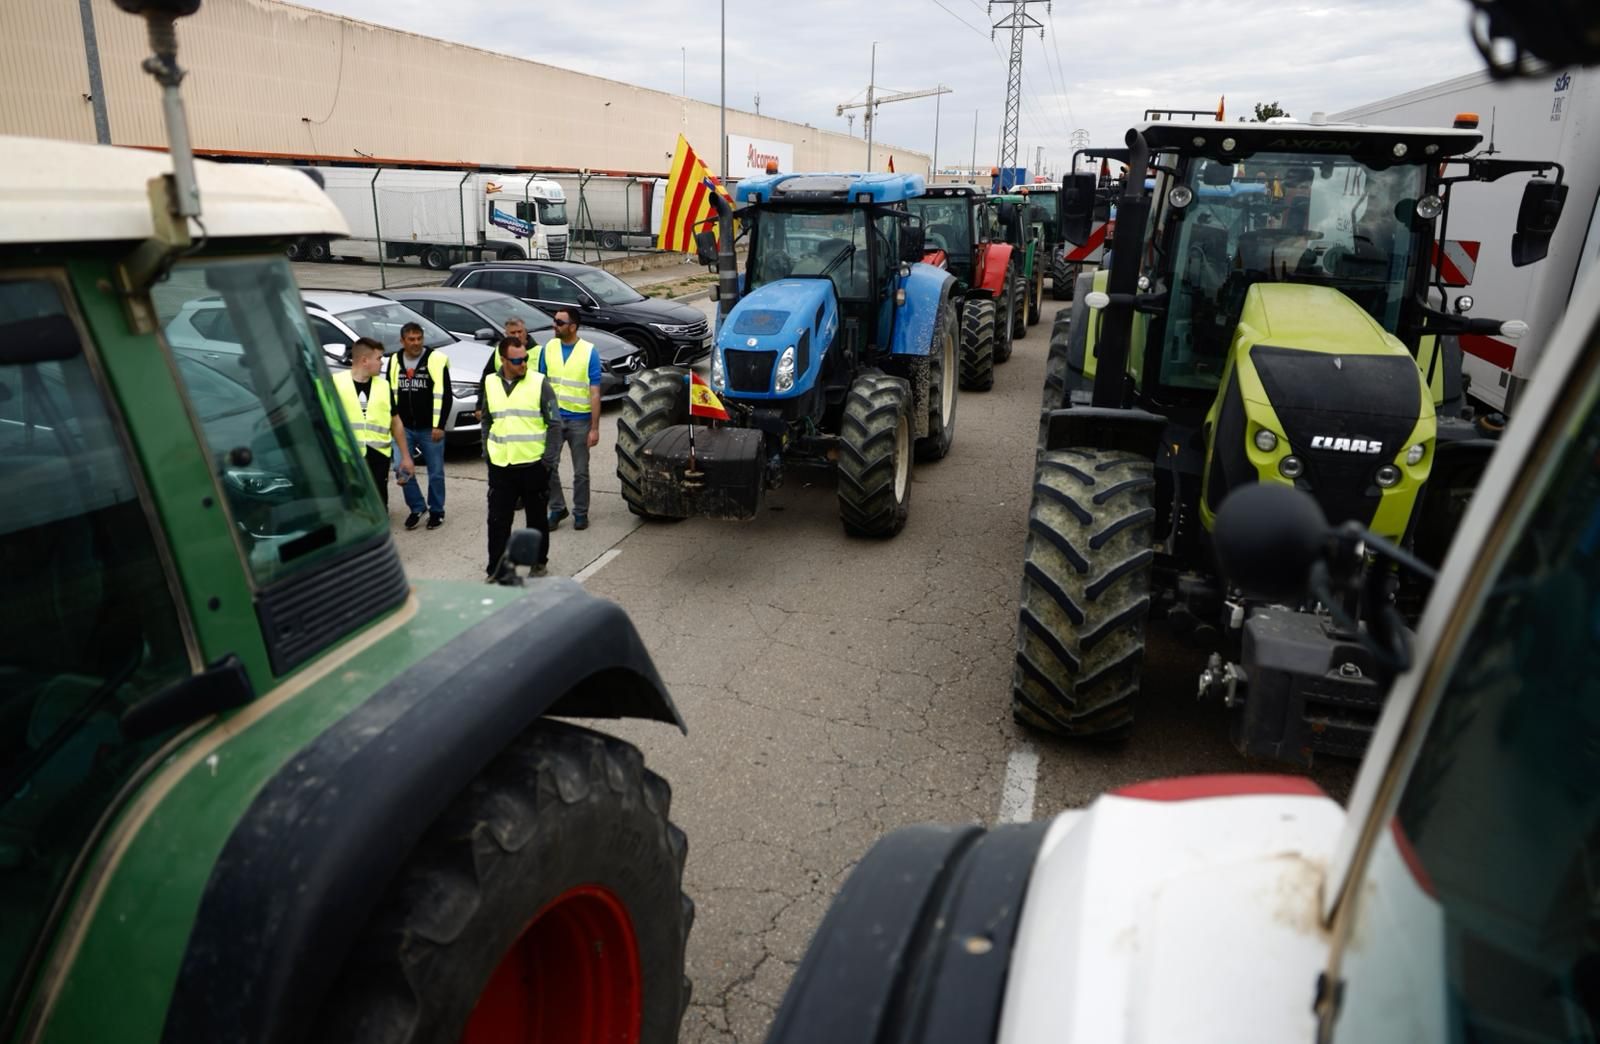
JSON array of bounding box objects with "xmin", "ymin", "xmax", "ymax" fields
[{"xmin": 724, "ymin": 349, "xmax": 775, "ymax": 393}]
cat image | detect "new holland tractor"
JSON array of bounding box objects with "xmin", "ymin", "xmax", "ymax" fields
[
  {"xmin": 905, "ymin": 185, "xmax": 1019, "ymax": 391},
  {"xmin": 1016, "ymin": 115, "xmax": 1567, "ymax": 763},
  {"xmin": 1, "ymin": 5, "xmax": 691, "ymax": 1043},
  {"xmin": 615, "ymin": 173, "xmax": 959, "ymax": 537},
  {"xmin": 990, "ymin": 191, "xmax": 1048, "ymax": 332}
]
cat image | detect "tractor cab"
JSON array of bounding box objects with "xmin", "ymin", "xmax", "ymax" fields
[{"xmin": 906, "ymin": 185, "xmax": 987, "ymax": 286}]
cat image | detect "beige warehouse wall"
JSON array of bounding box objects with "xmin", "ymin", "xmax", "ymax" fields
[{"xmin": 0, "ymin": 0, "xmax": 928, "ymax": 178}]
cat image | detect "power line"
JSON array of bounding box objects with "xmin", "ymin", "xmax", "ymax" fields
[{"xmin": 1045, "ymin": 5, "xmax": 1077, "ymax": 128}]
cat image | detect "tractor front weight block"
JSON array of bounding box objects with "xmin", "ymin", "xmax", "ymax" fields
[{"xmin": 638, "ymin": 425, "xmax": 766, "ymax": 521}]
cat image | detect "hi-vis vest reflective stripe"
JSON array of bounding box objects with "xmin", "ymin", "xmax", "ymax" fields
[
  {"xmin": 388, "ymin": 348, "xmax": 450, "ymax": 428},
  {"xmin": 541, "ymin": 338, "xmax": 596, "ymax": 415},
  {"xmin": 483, "ymin": 372, "xmax": 549, "ymax": 466},
  {"xmin": 332, "ymin": 370, "xmax": 393, "ymax": 451}
]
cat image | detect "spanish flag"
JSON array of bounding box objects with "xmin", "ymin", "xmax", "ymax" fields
[
  {"xmin": 688, "ymin": 371, "xmax": 729, "ymax": 420},
  {"xmin": 659, "ymin": 134, "xmax": 733, "ymax": 253}
]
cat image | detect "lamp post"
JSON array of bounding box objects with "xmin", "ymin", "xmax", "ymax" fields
[{"xmin": 720, "ymin": 0, "xmax": 727, "ymax": 180}]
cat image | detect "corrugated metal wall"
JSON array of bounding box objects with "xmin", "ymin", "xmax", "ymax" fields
[{"xmin": 0, "ymin": 0, "xmax": 928, "ymax": 177}]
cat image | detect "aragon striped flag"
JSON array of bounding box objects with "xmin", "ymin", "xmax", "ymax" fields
[{"xmin": 659, "ymin": 134, "xmax": 733, "ymax": 253}]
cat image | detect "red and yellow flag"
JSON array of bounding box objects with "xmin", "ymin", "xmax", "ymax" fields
[
  {"xmin": 688, "ymin": 371, "xmax": 729, "ymax": 421},
  {"xmin": 659, "ymin": 134, "xmax": 733, "ymax": 253}
]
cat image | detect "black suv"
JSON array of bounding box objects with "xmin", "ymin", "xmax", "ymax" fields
[{"xmin": 443, "ymin": 260, "xmax": 710, "ymax": 367}]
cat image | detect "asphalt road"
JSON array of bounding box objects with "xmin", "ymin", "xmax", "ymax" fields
[{"xmin": 385, "ymin": 291, "xmax": 1360, "ymax": 1044}]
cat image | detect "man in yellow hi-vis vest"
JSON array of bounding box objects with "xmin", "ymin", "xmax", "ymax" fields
[
  {"xmin": 333, "ymin": 337, "xmax": 412, "ymax": 509},
  {"xmin": 480, "ymin": 335, "xmax": 563, "ymax": 580},
  {"xmin": 539, "ymin": 308, "xmax": 603, "ymax": 531}
]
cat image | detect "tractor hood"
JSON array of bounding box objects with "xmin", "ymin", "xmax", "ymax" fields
[
  {"xmin": 997, "ymin": 779, "xmax": 1348, "ymax": 1044},
  {"xmin": 713, "ymin": 279, "xmax": 839, "ymax": 399}
]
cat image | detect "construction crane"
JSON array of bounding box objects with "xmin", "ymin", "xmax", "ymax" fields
[{"xmin": 837, "ymin": 43, "xmax": 952, "ymax": 170}]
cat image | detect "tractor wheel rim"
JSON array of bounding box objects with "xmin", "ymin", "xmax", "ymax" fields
[
  {"xmin": 940, "ymin": 323, "xmax": 957, "ymax": 422},
  {"xmin": 894, "ymin": 413, "xmax": 910, "ymax": 502},
  {"xmin": 461, "ymin": 884, "xmax": 642, "ymax": 1044}
]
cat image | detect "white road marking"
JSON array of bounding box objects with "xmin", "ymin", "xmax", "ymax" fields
[
  {"xmin": 574, "ymin": 548, "xmax": 622, "ymax": 584},
  {"xmin": 999, "ymin": 746, "xmax": 1040, "ymax": 823}
]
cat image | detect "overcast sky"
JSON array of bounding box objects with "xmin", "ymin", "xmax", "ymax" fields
[{"xmin": 292, "ymin": 0, "xmax": 1489, "ymax": 175}]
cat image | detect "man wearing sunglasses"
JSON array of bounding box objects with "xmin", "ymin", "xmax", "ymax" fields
[
  {"xmin": 538, "ymin": 308, "xmax": 603, "ymax": 531},
  {"xmin": 480, "ymin": 334, "xmax": 563, "ymax": 579}
]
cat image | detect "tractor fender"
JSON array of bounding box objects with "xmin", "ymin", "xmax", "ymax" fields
[
  {"xmin": 890, "ymin": 262, "xmax": 958, "ymax": 357},
  {"xmin": 975, "ymin": 241, "xmax": 1015, "ymax": 297},
  {"xmin": 160, "ymin": 580, "xmax": 682, "ymax": 1044}
]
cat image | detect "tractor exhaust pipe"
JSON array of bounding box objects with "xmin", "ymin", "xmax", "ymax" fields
[
  {"xmin": 1090, "ymin": 128, "xmax": 1153, "ymax": 409},
  {"xmin": 706, "ymin": 183, "xmax": 738, "ymax": 321}
]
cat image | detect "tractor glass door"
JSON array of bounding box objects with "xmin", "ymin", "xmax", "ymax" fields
[
  {"xmin": 1153, "ymin": 154, "xmax": 1425, "ymax": 393},
  {"xmin": 0, "ymin": 274, "xmax": 193, "ymax": 1016},
  {"xmin": 153, "ymin": 255, "xmax": 387, "ymax": 586}
]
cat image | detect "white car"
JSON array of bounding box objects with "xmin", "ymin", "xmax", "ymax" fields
[{"xmin": 164, "ymin": 291, "xmax": 490, "ymax": 444}]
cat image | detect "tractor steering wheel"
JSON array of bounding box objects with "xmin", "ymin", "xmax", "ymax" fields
[{"xmin": 763, "ymin": 251, "xmax": 794, "ymax": 281}]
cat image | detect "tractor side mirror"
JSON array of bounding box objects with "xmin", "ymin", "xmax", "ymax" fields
[
  {"xmin": 694, "ymin": 230, "xmax": 719, "ymax": 266},
  {"xmin": 1212, "ymin": 483, "xmax": 1331, "ymax": 603},
  {"xmin": 1511, "ymin": 180, "xmax": 1568, "ymax": 267},
  {"xmin": 900, "ymin": 223, "xmax": 926, "ymax": 262},
  {"xmin": 1059, "ymin": 172, "xmax": 1097, "ymax": 245}
]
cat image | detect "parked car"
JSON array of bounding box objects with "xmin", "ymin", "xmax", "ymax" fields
[
  {"xmin": 163, "ymin": 290, "xmax": 488, "ymax": 444},
  {"xmin": 377, "ymin": 286, "xmax": 647, "ymax": 402},
  {"xmin": 442, "ymin": 260, "xmax": 710, "ymax": 367}
]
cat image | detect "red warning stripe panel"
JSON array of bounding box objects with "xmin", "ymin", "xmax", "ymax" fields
[
  {"xmin": 1461, "ymin": 333, "xmax": 1516, "ymax": 370},
  {"xmin": 1065, "ymin": 221, "xmax": 1109, "ymax": 261},
  {"xmin": 1430, "ymin": 239, "xmax": 1480, "ymax": 287}
]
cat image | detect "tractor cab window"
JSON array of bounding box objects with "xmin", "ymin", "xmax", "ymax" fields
[
  {"xmin": 908, "ymin": 199, "xmax": 972, "ymax": 258},
  {"xmin": 1153, "ymin": 153, "xmax": 1424, "ymax": 392},
  {"xmin": 153, "ymin": 256, "xmax": 387, "ymax": 585},
  {"xmin": 749, "ymin": 208, "xmax": 872, "ymax": 300},
  {"xmin": 0, "ymin": 276, "xmax": 192, "ymax": 1013}
]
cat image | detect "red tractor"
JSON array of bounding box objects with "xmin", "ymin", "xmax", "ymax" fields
[{"xmin": 907, "ymin": 185, "xmax": 1020, "ymax": 391}]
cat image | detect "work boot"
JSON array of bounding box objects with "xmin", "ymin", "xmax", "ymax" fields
[
  {"xmin": 404, "ymin": 512, "xmax": 422, "ymax": 531},
  {"xmin": 574, "ymin": 514, "xmax": 589, "ymax": 531},
  {"xmin": 549, "ymin": 506, "xmax": 570, "ymax": 529}
]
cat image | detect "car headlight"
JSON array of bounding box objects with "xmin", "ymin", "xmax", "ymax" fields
[
  {"xmin": 1375, "ymin": 464, "xmax": 1402, "ymax": 488},
  {"xmin": 1405, "ymin": 443, "xmax": 1426, "ymax": 466},
  {"xmin": 1254, "ymin": 429, "xmax": 1278, "ymax": 453},
  {"xmin": 451, "ymin": 381, "xmax": 477, "ymax": 398},
  {"xmin": 775, "ymin": 346, "xmax": 796, "ymax": 392},
  {"xmin": 650, "ymin": 322, "xmax": 694, "ymax": 336},
  {"xmin": 711, "ymin": 348, "xmax": 725, "ymax": 390}
]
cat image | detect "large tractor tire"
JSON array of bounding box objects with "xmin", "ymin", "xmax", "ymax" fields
[
  {"xmin": 993, "ymin": 268, "xmax": 1017, "ymax": 364},
  {"xmin": 916, "ymin": 297, "xmax": 960, "ymax": 462},
  {"xmin": 1049, "ymin": 251, "xmax": 1075, "ymax": 300},
  {"xmin": 837, "ymin": 369, "xmax": 913, "ymax": 537},
  {"xmin": 616, "ymin": 366, "xmax": 690, "ymax": 519},
  {"xmin": 1027, "ymin": 266, "xmax": 1044, "ymax": 326},
  {"xmin": 1013, "ymin": 448, "xmax": 1155, "ymax": 738},
  {"xmin": 959, "ymin": 298, "xmax": 996, "ymax": 392},
  {"xmin": 1010, "ymin": 276, "xmax": 1030, "ymax": 342},
  {"xmin": 1038, "ymin": 274, "xmax": 1097, "ymax": 452},
  {"xmin": 316, "ymin": 721, "xmax": 693, "ymax": 1044}
]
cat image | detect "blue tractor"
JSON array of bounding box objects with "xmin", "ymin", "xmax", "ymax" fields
[{"xmin": 615, "ymin": 173, "xmax": 960, "ymax": 537}]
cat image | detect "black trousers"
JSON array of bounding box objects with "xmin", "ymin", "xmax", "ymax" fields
[
  {"xmin": 364, "ymin": 447, "xmax": 391, "ymax": 509},
  {"xmin": 487, "ymin": 461, "xmax": 550, "ymax": 575}
]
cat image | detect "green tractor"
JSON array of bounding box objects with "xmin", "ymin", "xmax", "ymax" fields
[
  {"xmin": 906, "ymin": 185, "xmax": 1022, "ymax": 390},
  {"xmin": 1017, "ymin": 117, "xmax": 1567, "ymax": 763},
  {"xmin": 1, "ymin": 5, "xmax": 691, "ymax": 1043},
  {"xmin": 988, "ymin": 191, "xmax": 1047, "ymax": 335}
]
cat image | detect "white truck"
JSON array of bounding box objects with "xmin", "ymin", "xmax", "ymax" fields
[
  {"xmin": 1335, "ymin": 69, "xmax": 1600, "ymax": 414},
  {"xmin": 291, "ymin": 167, "xmax": 571, "ymax": 268},
  {"xmin": 546, "ymin": 173, "xmax": 668, "ymax": 251}
]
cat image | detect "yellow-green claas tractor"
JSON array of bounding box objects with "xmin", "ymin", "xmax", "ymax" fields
[{"xmin": 1019, "ymin": 118, "xmax": 1567, "ymax": 764}]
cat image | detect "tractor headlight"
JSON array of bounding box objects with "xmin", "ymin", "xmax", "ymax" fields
[
  {"xmin": 775, "ymin": 345, "xmax": 797, "ymax": 392},
  {"xmin": 711, "ymin": 348, "xmax": 725, "ymax": 390},
  {"xmin": 1254, "ymin": 429, "xmax": 1278, "ymax": 453},
  {"xmin": 1406, "ymin": 443, "xmax": 1426, "ymax": 466},
  {"xmin": 1375, "ymin": 464, "xmax": 1402, "ymax": 488},
  {"xmin": 1416, "ymin": 194, "xmax": 1443, "ymax": 220},
  {"xmin": 1278, "ymin": 455, "xmax": 1304, "ymax": 479}
]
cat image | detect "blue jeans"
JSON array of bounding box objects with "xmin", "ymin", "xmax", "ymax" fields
[{"xmin": 401, "ymin": 426, "xmax": 446, "ymax": 517}]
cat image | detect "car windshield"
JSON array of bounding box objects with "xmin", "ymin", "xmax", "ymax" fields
[
  {"xmin": 1150, "ymin": 152, "xmax": 1424, "ymax": 390},
  {"xmin": 749, "ymin": 208, "xmax": 874, "ymax": 299},
  {"xmin": 538, "ymin": 200, "xmax": 568, "ymax": 226},
  {"xmin": 338, "ymin": 302, "xmax": 455, "ymax": 350},
  {"xmin": 571, "ymin": 268, "xmax": 645, "ymax": 305},
  {"xmin": 907, "ymin": 199, "xmax": 972, "ymax": 257},
  {"xmin": 477, "ymin": 295, "xmax": 553, "ymax": 329}
]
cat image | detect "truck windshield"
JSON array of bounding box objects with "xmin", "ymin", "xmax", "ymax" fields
[
  {"xmin": 154, "ymin": 256, "xmax": 387, "ymax": 586},
  {"xmin": 1335, "ymin": 369, "xmax": 1600, "ymax": 1043},
  {"xmin": 1152, "ymin": 154, "xmax": 1424, "ymax": 390},
  {"xmin": 538, "ymin": 200, "xmax": 568, "ymax": 226},
  {"xmin": 750, "ymin": 208, "xmax": 872, "ymax": 299}
]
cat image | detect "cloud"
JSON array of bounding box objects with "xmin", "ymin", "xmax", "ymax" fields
[{"xmin": 289, "ymin": 0, "xmax": 1487, "ymax": 173}]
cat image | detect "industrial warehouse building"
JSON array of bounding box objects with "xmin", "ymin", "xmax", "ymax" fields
[{"xmin": 2, "ymin": 0, "xmax": 930, "ymax": 178}]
